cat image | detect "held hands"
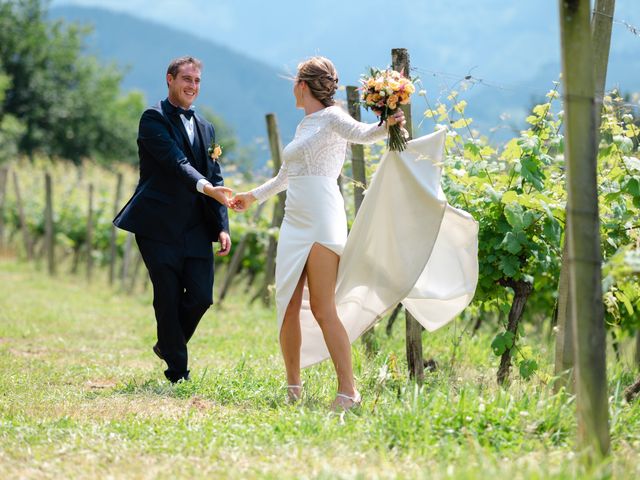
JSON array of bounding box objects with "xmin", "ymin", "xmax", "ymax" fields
[
  {"xmin": 203, "ymin": 184, "xmax": 233, "ymax": 207},
  {"xmin": 200, "ymin": 185, "xmax": 253, "ymax": 256},
  {"xmin": 229, "ymin": 192, "xmax": 256, "ymax": 213},
  {"xmin": 203, "ymin": 183, "xmax": 256, "ymax": 213}
]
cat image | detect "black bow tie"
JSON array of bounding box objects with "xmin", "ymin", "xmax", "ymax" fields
[
  {"xmin": 166, "ymin": 100, "xmax": 195, "ymax": 120},
  {"xmin": 177, "ymin": 107, "xmax": 194, "ymax": 120}
]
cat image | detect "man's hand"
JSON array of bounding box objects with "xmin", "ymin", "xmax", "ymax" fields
[
  {"xmin": 204, "ymin": 184, "xmax": 233, "ymax": 207},
  {"xmin": 216, "ymin": 231, "xmax": 231, "ymax": 256}
]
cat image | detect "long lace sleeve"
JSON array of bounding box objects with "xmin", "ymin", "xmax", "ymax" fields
[
  {"xmin": 250, "ymin": 161, "xmax": 289, "ymax": 203},
  {"xmin": 327, "ymin": 106, "xmax": 388, "ymax": 144}
]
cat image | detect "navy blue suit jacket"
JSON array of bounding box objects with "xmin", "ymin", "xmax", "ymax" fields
[{"xmin": 114, "ymin": 99, "xmax": 229, "ymax": 244}]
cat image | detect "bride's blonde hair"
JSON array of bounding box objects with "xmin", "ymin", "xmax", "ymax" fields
[{"xmin": 295, "ymin": 56, "xmax": 339, "ymax": 107}]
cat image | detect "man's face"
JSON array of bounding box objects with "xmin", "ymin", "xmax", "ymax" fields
[{"xmin": 167, "ymin": 63, "xmax": 201, "ymax": 109}]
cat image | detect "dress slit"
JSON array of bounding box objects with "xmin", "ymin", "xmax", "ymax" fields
[{"xmin": 271, "ymin": 130, "xmax": 478, "ymax": 369}]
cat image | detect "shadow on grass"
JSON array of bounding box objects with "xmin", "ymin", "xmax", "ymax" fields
[{"xmin": 107, "ymin": 363, "xmax": 307, "ymax": 410}]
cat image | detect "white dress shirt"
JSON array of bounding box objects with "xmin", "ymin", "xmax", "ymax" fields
[
  {"xmin": 180, "ymin": 113, "xmax": 212, "ymax": 194},
  {"xmin": 180, "ymin": 114, "xmax": 195, "ymax": 145}
]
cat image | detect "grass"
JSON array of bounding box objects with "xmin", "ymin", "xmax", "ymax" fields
[{"xmin": 1, "ymin": 256, "xmax": 639, "ymax": 479}]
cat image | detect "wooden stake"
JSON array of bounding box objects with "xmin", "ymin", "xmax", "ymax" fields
[
  {"xmin": 0, "ymin": 166, "xmax": 8, "ymax": 249},
  {"xmin": 555, "ymin": 0, "xmax": 616, "ymax": 394},
  {"xmin": 260, "ymin": 113, "xmax": 286, "ymax": 306},
  {"xmin": 346, "ymin": 86, "xmax": 367, "ymax": 214},
  {"xmin": 392, "ymin": 48, "xmax": 424, "ymax": 384},
  {"xmin": 109, "ymin": 172, "xmax": 123, "ymax": 285},
  {"xmin": 346, "ymin": 85, "xmax": 377, "ymax": 352},
  {"xmin": 86, "ymin": 183, "xmax": 94, "ymax": 282},
  {"xmin": 12, "ymin": 171, "xmax": 33, "ymax": 259},
  {"xmin": 219, "ymin": 202, "xmax": 265, "ymax": 304},
  {"xmin": 121, "ymin": 232, "xmax": 133, "ymax": 290},
  {"xmin": 44, "ymin": 172, "xmax": 55, "ymax": 276},
  {"xmin": 559, "ymin": 0, "xmax": 610, "ymax": 459}
]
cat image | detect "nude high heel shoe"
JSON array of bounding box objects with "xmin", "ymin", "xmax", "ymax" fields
[
  {"xmin": 331, "ymin": 390, "xmax": 362, "ymax": 411},
  {"xmin": 286, "ymin": 384, "xmax": 303, "ymax": 404}
]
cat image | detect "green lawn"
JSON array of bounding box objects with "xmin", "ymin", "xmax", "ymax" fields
[{"xmin": 0, "ymin": 257, "xmax": 638, "ymax": 479}]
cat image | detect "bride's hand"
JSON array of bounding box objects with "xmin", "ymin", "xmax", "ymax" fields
[
  {"xmin": 230, "ymin": 192, "xmax": 256, "ymax": 212},
  {"xmin": 204, "ymin": 184, "xmax": 233, "ymax": 207},
  {"xmin": 386, "ymin": 110, "xmax": 406, "ymax": 127}
]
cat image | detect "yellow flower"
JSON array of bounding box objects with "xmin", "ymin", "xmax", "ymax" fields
[
  {"xmin": 388, "ymin": 80, "xmax": 400, "ymax": 92},
  {"xmin": 208, "ymin": 142, "xmax": 223, "ymax": 160}
]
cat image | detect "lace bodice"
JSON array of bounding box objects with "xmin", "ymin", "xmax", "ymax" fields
[{"xmin": 251, "ymin": 105, "xmax": 387, "ymax": 203}]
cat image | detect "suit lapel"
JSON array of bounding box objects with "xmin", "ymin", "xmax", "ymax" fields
[
  {"xmin": 195, "ymin": 117, "xmax": 207, "ymax": 154},
  {"xmin": 194, "ymin": 116, "xmax": 210, "ymax": 173}
]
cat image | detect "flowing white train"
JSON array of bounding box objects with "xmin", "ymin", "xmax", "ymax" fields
[{"xmin": 292, "ymin": 128, "xmax": 480, "ymax": 367}]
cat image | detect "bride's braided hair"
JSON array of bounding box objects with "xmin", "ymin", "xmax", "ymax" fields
[{"xmin": 296, "ymin": 57, "xmax": 339, "ymax": 107}]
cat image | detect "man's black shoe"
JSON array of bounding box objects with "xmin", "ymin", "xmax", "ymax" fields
[{"xmin": 166, "ymin": 371, "xmax": 190, "ymax": 384}]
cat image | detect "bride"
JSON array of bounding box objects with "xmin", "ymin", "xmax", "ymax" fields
[{"xmin": 231, "ymin": 56, "xmax": 478, "ymax": 410}]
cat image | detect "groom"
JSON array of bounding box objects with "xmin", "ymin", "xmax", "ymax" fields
[{"xmin": 114, "ymin": 56, "xmax": 232, "ymax": 383}]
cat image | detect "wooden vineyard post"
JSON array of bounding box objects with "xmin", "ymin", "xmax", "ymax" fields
[
  {"xmin": 592, "ymin": 0, "xmax": 616, "ymax": 128},
  {"xmin": 121, "ymin": 232, "xmax": 133, "ymax": 291},
  {"xmin": 346, "ymin": 85, "xmax": 377, "ymax": 353},
  {"xmin": 392, "ymin": 48, "xmax": 424, "ymax": 384},
  {"xmin": 256, "ymin": 113, "xmax": 286, "ymax": 306},
  {"xmin": 109, "ymin": 172, "xmax": 123, "ymax": 286},
  {"xmin": 12, "ymin": 171, "xmax": 33, "ymax": 260},
  {"xmin": 559, "ymin": 0, "xmax": 610, "ymax": 459},
  {"xmin": 218, "ymin": 202, "xmax": 265, "ymax": 305},
  {"xmin": 0, "ymin": 166, "xmax": 8, "ymax": 249},
  {"xmin": 86, "ymin": 183, "xmax": 94, "ymax": 282},
  {"xmin": 128, "ymin": 251, "xmax": 144, "ymax": 294},
  {"xmin": 346, "ymin": 86, "xmax": 367, "ymax": 213},
  {"xmin": 44, "ymin": 172, "xmax": 55, "ymax": 276},
  {"xmin": 554, "ymin": 0, "xmax": 616, "ymax": 393}
]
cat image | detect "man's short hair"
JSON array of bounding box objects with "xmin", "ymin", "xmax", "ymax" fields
[{"xmin": 166, "ymin": 56, "xmax": 203, "ymax": 78}]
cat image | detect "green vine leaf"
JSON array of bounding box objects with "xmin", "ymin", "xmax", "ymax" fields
[
  {"xmin": 519, "ymin": 359, "xmax": 538, "ymax": 380},
  {"xmin": 491, "ymin": 331, "xmax": 515, "ymax": 356}
]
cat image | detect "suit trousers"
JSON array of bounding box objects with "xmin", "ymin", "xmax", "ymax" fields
[{"xmin": 136, "ymin": 233, "xmax": 214, "ymax": 382}]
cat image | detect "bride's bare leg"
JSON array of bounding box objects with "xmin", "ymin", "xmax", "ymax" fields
[
  {"xmin": 280, "ymin": 271, "xmax": 306, "ymax": 393},
  {"xmin": 306, "ymin": 243, "xmax": 356, "ymax": 399}
]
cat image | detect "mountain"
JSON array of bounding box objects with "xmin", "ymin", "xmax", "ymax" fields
[
  {"xmin": 50, "ymin": 3, "xmax": 640, "ymax": 148},
  {"xmin": 49, "ymin": 5, "xmax": 302, "ymax": 159}
]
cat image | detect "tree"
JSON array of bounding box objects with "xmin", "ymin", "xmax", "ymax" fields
[
  {"xmin": 0, "ymin": 61, "xmax": 25, "ymax": 161},
  {"xmin": 0, "ymin": 0, "xmax": 141, "ymax": 164}
]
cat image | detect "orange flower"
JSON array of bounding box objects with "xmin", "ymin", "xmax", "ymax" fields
[{"xmin": 208, "ymin": 142, "xmax": 223, "ymax": 161}]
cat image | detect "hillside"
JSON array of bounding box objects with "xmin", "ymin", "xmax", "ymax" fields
[
  {"xmin": 50, "ymin": 5, "xmax": 302, "ymax": 155},
  {"xmin": 50, "ymin": 3, "xmax": 640, "ymax": 146}
]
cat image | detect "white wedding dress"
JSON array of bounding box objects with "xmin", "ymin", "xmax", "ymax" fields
[{"xmin": 251, "ymin": 105, "xmax": 478, "ymax": 368}]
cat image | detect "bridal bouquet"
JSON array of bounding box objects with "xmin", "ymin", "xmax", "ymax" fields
[{"xmin": 360, "ymin": 67, "xmax": 415, "ymax": 151}]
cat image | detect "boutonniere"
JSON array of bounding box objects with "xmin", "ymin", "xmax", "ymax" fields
[{"xmin": 208, "ymin": 140, "xmax": 223, "ymax": 161}]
